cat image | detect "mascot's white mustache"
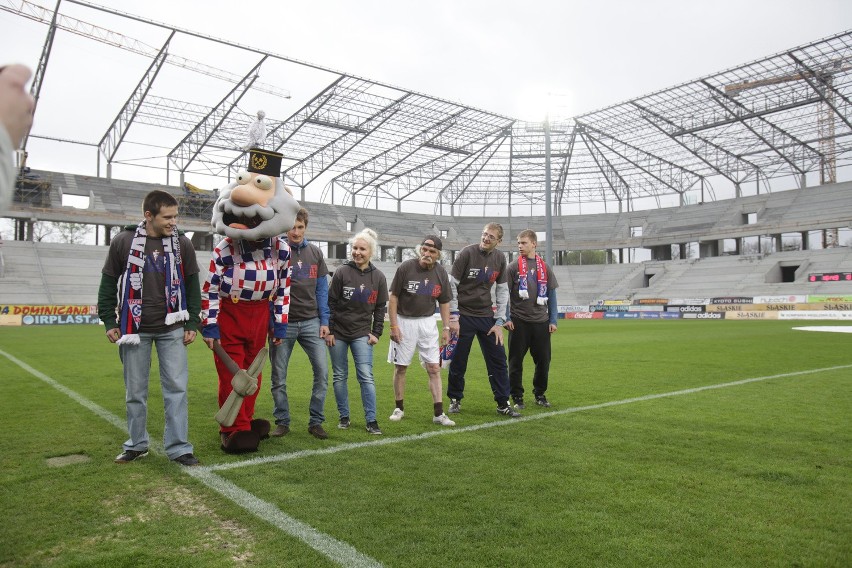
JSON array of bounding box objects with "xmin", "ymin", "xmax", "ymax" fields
[{"xmin": 220, "ymin": 200, "xmax": 276, "ymax": 221}]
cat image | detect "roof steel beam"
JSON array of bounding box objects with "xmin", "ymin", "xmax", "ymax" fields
[
  {"xmin": 577, "ymin": 125, "xmax": 631, "ymax": 208},
  {"xmin": 21, "ymin": 0, "xmax": 61, "ymax": 152},
  {"xmin": 99, "ymin": 32, "xmax": 173, "ymax": 167},
  {"xmin": 440, "ymin": 134, "xmax": 507, "ymax": 207},
  {"xmin": 331, "ymin": 110, "xmax": 466, "ymax": 197},
  {"xmin": 702, "ymin": 80, "xmax": 814, "ymax": 176},
  {"xmin": 282, "ymin": 92, "xmax": 412, "ymax": 188},
  {"xmin": 632, "ymin": 102, "xmax": 753, "ymax": 184},
  {"xmin": 579, "ymin": 122, "xmax": 702, "ymax": 196},
  {"xmin": 168, "ymin": 56, "xmax": 266, "ymax": 175}
]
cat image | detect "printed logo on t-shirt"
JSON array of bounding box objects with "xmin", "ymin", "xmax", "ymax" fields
[
  {"xmin": 466, "ymin": 266, "xmax": 498, "ymax": 284},
  {"xmin": 292, "ymin": 260, "xmax": 318, "ymax": 280},
  {"xmin": 145, "ymin": 249, "xmax": 166, "ymax": 273},
  {"xmin": 407, "ymin": 279, "xmax": 441, "ymax": 298},
  {"xmin": 343, "ymin": 284, "xmax": 379, "ymax": 304}
]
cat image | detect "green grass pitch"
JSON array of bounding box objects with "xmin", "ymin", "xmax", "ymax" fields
[{"xmin": 1, "ymin": 320, "xmax": 849, "ymax": 567}]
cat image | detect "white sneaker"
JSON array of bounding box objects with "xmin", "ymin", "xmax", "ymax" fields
[
  {"xmin": 433, "ymin": 413, "xmax": 455, "ymax": 427},
  {"xmin": 389, "ymin": 408, "xmax": 404, "ymax": 421}
]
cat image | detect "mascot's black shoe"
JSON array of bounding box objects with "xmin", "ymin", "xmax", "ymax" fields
[
  {"xmin": 220, "ymin": 430, "xmax": 261, "ymax": 454},
  {"xmin": 250, "ymin": 419, "xmax": 271, "ymax": 440}
]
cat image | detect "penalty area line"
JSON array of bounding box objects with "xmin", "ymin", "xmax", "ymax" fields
[{"xmin": 204, "ymin": 362, "xmax": 852, "ymax": 473}]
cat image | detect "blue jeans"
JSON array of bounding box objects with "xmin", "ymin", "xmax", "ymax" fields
[
  {"xmin": 329, "ymin": 336, "xmax": 377, "ymax": 423},
  {"xmin": 269, "ymin": 317, "xmax": 328, "ymax": 426},
  {"xmin": 447, "ymin": 315, "xmax": 511, "ymax": 405},
  {"xmin": 118, "ymin": 327, "xmax": 193, "ymax": 459}
]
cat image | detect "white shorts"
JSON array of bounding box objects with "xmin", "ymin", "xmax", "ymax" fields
[{"xmin": 387, "ymin": 315, "xmax": 440, "ymax": 367}]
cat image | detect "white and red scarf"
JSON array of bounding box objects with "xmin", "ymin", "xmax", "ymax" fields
[
  {"xmin": 518, "ymin": 254, "xmax": 548, "ymax": 305},
  {"xmin": 116, "ymin": 221, "xmax": 188, "ymax": 345}
]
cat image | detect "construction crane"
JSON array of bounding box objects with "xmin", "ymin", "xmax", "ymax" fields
[
  {"xmin": 725, "ymin": 57, "xmax": 852, "ymax": 247},
  {"xmin": 724, "ymin": 57, "xmax": 852, "ymax": 185}
]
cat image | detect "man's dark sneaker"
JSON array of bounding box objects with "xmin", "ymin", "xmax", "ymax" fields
[
  {"xmin": 365, "ymin": 421, "xmax": 383, "ymax": 435},
  {"xmin": 535, "ymin": 395, "xmax": 552, "ymax": 408},
  {"xmin": 172, "ymin": 453, "xmax": 200, "ymax": 466},
  {"xmin": 114, "ymin": 449, "xmax": 148, "ymax": 464},
  {"xmin": 448, "ymin": 398, "xmax": 461, "ymax": 414},
  {"xmin": 496, "ymin": 405, "xmax": 522, "ymax": 418},
  {"xmin": 512, "ymin": 397, "xmax": 525, "ymax": 410},
  {"xmin": 271, "ymin": 424, "xmax": 290, "ymax": 437},
  {"xmin": 338, "ymin": 417, "xmax": 351, "ymax": 430},
  {"xmin": 308, "ymin": 424, "xmax": 329, "ymax": 440}
]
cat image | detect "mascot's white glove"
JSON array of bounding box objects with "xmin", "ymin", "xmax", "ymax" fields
[
  {"xmin": 214, "ymin": 346, "xmax": 267, "ymax": 427},
  {"xmin": 230, "ymin": 370, "xmax": 258, "ymax": 397}
]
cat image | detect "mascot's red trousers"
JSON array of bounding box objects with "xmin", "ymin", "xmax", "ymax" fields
[{"xmin": 214, "ymin": 299, "xmax": 268, "ymax": 434}]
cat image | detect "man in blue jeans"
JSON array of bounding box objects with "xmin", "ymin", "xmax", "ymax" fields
[
  {"xmin": 446, "ymin": 222, "xmax": 520, "ymax": 418},
  {"xmin": 269, "ymin": 208, "xmax": 331, "ymax": 439},
  {"xmin": 98, "ymin": 190, "xmax": 201, "ymax": 466}
]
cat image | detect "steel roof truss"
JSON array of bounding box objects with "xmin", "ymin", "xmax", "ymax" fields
[
  {"xmin": 702, "ymin": 80, "xmax": 814, "ymax": 176},
  {"xmin": 168, "ymin": 56, "xmax": 266, "ymax": 173},
  {"xmin": 99, "ymin": 32, "xmax": 173, "ymax": 164},
  {"xmin": 282, "ymin": 92, "xmax": 412, "ymax": 188}
]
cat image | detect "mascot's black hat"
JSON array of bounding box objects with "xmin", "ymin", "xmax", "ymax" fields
[{"xmin": 247, "ymin": 147, "xmax": 283, "ymax": 177}]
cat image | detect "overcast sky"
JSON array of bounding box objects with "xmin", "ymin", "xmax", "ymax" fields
[
  {"xmin": 102, "ymin": 0, "xmax": 852, "ymax": 119},
  {"xmin": 4, "ymin": 0, "xmax": 852, "ymax": 123}
]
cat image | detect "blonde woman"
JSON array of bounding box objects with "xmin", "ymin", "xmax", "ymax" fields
[{"xmin": 326, "ymin": 228, "xmax": 388, "ymax": 434}]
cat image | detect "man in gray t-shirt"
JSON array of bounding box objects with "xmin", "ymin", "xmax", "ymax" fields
[
  {"xmin": 447, "ymin": 222, "xmax": 520, "ymax": 418},
  {"xmin": 505, "ymin": 230, "xmax": 559, "ymax": 409},
  {"xmin": 268, "ymin": 208, "xmax": 331, "ymax": 440},
  {"xmin": 386, "ymin": 235, "xmax": 456, "ymax": 427}
]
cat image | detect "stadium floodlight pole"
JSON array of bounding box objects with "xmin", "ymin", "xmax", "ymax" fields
[{"xmin": 544, "ymin": 113, "xmax": 553, "ymax": 266}]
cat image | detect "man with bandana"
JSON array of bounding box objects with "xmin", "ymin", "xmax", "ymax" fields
[{"xmin": 386, "ymin": 235, "xmax": 455, "ymax": 427}]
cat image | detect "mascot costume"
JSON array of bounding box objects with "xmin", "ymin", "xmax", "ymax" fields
[{"xmin": 201, "ymin": 147, "xmax": 301, "ymax": 453}]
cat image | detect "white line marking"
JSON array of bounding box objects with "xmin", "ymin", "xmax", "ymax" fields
[
  {"xmin": 0, "ymin": 348, "xmax": 143, "ymax": 441},
  {"xmin": 204, "ymin": 363, "xmax": 852, "ymax": 472},
  {"xmin": 793, "ymin": 326, "xmax": 852, "ymax": 333},
  {"xmin": 185, "ymin": 468, "xmax": 382, "ymax": 568},
  {"xmin": 0, "ymin": 347, "xmax": 382, "ymax": 568}
]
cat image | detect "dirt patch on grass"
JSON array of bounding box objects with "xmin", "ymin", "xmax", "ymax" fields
[
  {"xmin": 45, "ymin": 454, "xmax": 91, "ymax": 467},
  {"xmin": 106, "ymin": 483, "xmax": 256, "ymax": 564}
]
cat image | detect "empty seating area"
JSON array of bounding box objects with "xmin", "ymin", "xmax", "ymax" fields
[
  {"xmin": 0, "ymin": 241, "xmax": 207, "ymax": 306},
  {"xmin": 6, "ymin": 170, "xmax": 851, "ymax": 258},
  {"xmin": 1, "ymin": 240, "xmax": 850, "ymax": 308}
]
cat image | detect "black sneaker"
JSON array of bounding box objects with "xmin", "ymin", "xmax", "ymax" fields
[
  {"xmin": 114, "ymin": 449, "xmax": 148, "ymax": 464},
  {"xmin": 497, "ymin": 405, "xmax": 521, "ymax": 418},
  {"xmin": 338, "ymin": 417, "xmax": 351, "ymax": 430},
  {"xmin": 172, "ymin": 453, "xmax": 200, "ymax": 466},
  {"xmin": 448, "ymin": 398, "xmax": 461, "ymax": 414},
  {"xmin": 512, "ymin": 397, "xmax": 525, "ymax": 410},
  {"xmin": 365, "ymin": 421, "xmax": 383, "ymax": 435},
  {"xmin": 535, "ymin": 395, "xmax": 552, "ymax": 408}
]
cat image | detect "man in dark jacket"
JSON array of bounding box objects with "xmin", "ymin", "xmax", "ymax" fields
[{"xmin": 98, "ymin": 189, "xmax": 201, "ymax": 466}]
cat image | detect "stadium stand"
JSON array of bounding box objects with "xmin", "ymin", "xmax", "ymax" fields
[
  {"xmin": 4, "ymin": 238, "xmax": 848, "ymax": 310},
  {"xmin": 8, "ymin": 171, "xmax": 850, "ymax": 257}
]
